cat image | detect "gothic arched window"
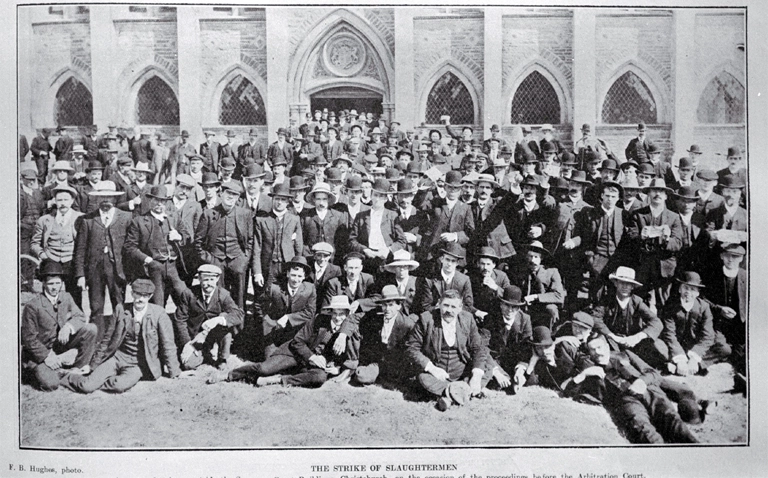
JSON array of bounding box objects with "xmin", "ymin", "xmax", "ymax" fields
[
  {"xmin": 425, "ymin": 72, "xmax": 475, "ymax": 124},
  {"xmin": 54, "ymin": 77, "xmax": 93, "ymax": 126},
  {"xmin": 136, "ymin": 76, "xmax": 179, "ymax": 125},
  {"xmin": 601, "ymin": 71, "xmax": 658, "ymax": 124},
  {"xmin": 510, "ymin": 71, "xmax": 561, "ymax": 125},
  {"xmin": 219, "ymin": 74, "xmax": 267, "ymax": 125},
  {"xmin": 696, "ymin": 72, "xmax": 745, "ymax": 124}
]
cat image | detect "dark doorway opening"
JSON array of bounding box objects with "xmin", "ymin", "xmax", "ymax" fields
[{"xmin": 310, "ymin": 86, "xmax": 383, "ymax": 117}]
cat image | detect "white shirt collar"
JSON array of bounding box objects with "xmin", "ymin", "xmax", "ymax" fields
[
  {"xmin": 724, "ymin": 202, "xmax": 740, "ymax": 218},
  {"xmin": 440, "ymin": 269, "xmax": 455, "ymax": 284},
  {"xmin": 616, "ymin": 295, "xmax": 631, "ymax": 309},
  {"xmin": 680, "ymin": 298, "xmax": 694, "ymax": 312},
  {"xmin": 172, "ymin": 197, "xmax": 186, "ymax": 209},
  {"xmin": 679, "ymin": 212, "xmax": 693, "ymax": 225},
  {"xmin": 723, "ymin": 266, "xmax": 739, "ymax": 279},
  {"xmin": 44, "ymin": 291, "xmax": 59, "ymax": 306},
  {"xmin": 445, "ymin": 198, "xmax": 458, "ymax": 210},
  {"xmin": 601, "ymin": 205, "xmax": 615, "ymax": 216},
  {"xmin": 649, "ymin": 203, "xmax": 665, "ymax": 218},
  {"xmin": 523, "ymin": 198, "xmax": 536, "ymax": 212},
  {"xmin": 150, "ymin": 211, "xmax": 166, "ymax": 222},
  {"xmin": 273, "ymin": 209, "xmax": 288, "ymax": 219},
  {"xmin": 316, "ymin": 208, "xmax": 328, "ymax": 220},
  {"xmin": 441, "ymin": 318, "xmax": 457, "ymax": 347}
]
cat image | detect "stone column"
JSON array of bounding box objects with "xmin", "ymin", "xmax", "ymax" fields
[
  {"xmin": 484, "ymin": 9, "xmax": 503, "ymax": 133},
  {"xmin": 266, "ymin": 7, "xmax": 290, "ymax": 136},
  {"xmin": 382, "ymin": 102, "xmax": 395, "ymax": 124},
  {"xmin": 672, "ymin": 10, "xmax": 697, "ymax": 163},
  {"xmin": 394, "ymin": 9, "xmax": 415, "ymax": 130},
  {"xmin": 176, "ymin": 7, "xmax": 203, "ymax": 146},
  {"xmin": 18, "ymin": 7, "xmax": 34, "ymax": 136},
  {"xmin": 572, "ymin": 9, "xmax": 597, "ymax": 141},
  {"xmin": 89, "ymin": 5, "xmax": 116, "ymax": 132}
]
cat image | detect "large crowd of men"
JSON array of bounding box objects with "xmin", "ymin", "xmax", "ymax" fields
[{"xmin": 19, "ymin": 108, "xmax": 748, "ymax": 443}]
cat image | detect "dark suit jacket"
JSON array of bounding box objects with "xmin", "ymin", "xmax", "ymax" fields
[
  {"xmin": 424, "ymin": 198, "xmax": 475, "ymax": 260},
  {"xmin": 237, "ymin": 141, "xmax": 266, "ymax": 167},
  {"xmin": 194, "ymin": 204, "xmax": 253, "ymax": 265},
  {"xmin": 378, "ymin": 275, "xmax": 418, "ymax": 316},
  {"xmin": 545, "ymin": 199, "xmax": 592, "ymax": 257},
  {"xmin": 414, "ymin": 270, "xmax": 474, "ymax": 315},
  {"xmin": 74, "ymin": 208, "xmax": 132, "ymax": 281},
  {"xmin": 260, "ymin": 281, "xmax": 317, "ymax": 346},
  {"xmin": 53, "ymin": 136, "xmax": 74, "ymax": 162},
  {"xmin": 660, "ymin": 297, "xmax": 715, "ymax": 359},
  {"xmin": 288, "ymin": 313, "xmax": 359, "ymax": 370},
  {"xmin": 348, "ymin": 208, "xmax": 405, "ymax": 256},
  {"xmin": 199, "ymin": 141, "xmax": 221, "ymax": 173},
  {"xmin": 705, "ymin": 203, "xmax": 748, "ymax": 232},
  {"xmin": 21, "ymin": 291, "xmax": 87, "ymax": 364},
  {"xmin": 30, "ymin": 134, "xmax": 53, "ymax": 160},
  {"xmin": 218, "ymin": 142, "xmax": 237, "ymax": 160},
  {"xmin": 267, "ymin": 141, "xmax": 293, "ymax": 169},
  {"xmin": 75, "ymin": 182, "xmax": 102, "ymax": 215},
  {"xmin": 237, "ymin": 192, "xmax": 273, "ymax": 218},
  {"xmin": 166, "ymin": 199, "xmax": 203, "ymax": 241},
  {"xmin": 468, "ymin": 269, "xmax": 510, "ymax": 315},
  {"xmin": 90, "ymin": 303, "xmax": 180, "ymax": 379},
  {"xmin": 487, "ymin": 311, "xmax": 533, "ymax": 371},
  {"xmin": 174, "ymin": 285, "xmax": 244, "ymax": 345},
  {"xmin": 395, "ymin": 206, "xmax": 429, "ymax": 257},
  {"xmin": 627, "ymin": 206, "xmax": 683, "ymax": 279},
  {"xmin": 511, "ymin": 266, "xmax": 565, "ymax": 306},
  {"xmin": 123, "ymin": 211, "xmax": 192, "ymax": 279},
  {"xmin": 573, "ymin": 206, "xmax": 626, "ymax": 262},
  {"xmin": 468, "ymin": 198, "xmax": 516, "ymax": 260},
  {"xmin": 358, "ymin": 310, "xmax": 417, "ymax": 370},
  {"xmin": 704, "ymin": 267, "xmax": 747, "ymax": 323},
  {"xmin": 117, "ymin": 182, "xmax": 153, "ymax": 217},
  {"xmin": 301, "ymin": 209, "xmax": 349, "ymax": 257},
  {"xmin": 406, "ymin": 309, "xmax": 489, "ymax": 372},
  {"xmin": 592, "ymin": 294, "xmax": 663, "ymax": 339},
  {"xmin": 625, "ymin": 137, "xmax": 650, "ymax": 163},
  {"xmin": 323, "ymin": 273, "xmax": 376, "ymax": 312},
  {"xmin": 695, "ymin": 192, "xmax": 724, "ymax": 217},
  {"xmin": 253, "ymin": 211, "xmax": 303, "ymax": 277},
  {"xmin": 307, "ymin": 263, "xmax": 342, "ymax": 307}
]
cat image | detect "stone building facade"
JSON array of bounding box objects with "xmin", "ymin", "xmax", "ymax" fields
[{"xmin": 18, "ymin": 5, "xmax": 746, "ymax": 170}]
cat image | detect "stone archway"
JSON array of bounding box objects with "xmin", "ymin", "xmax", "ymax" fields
[{"xmin": 288, "ymin": 9, "xmax": 394, "ymax": 123}]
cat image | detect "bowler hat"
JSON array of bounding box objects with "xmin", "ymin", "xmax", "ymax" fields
[
  {"xmin": 276, "ymin": 128, "xmax": 288, "ymax": 136},
  {"xmin": 490, "ymin": 124, "xmax": 501, "ymax": 132},
  {"xmin": 385, "ymin": 168, "xmax": 401, "ymax": 183},
  {"xmin": 718, "ymin": 174, "xmax": 746, "ymax": 189},
  {"xmin": 200, "ymin": 172, "xmax": 221, "ymax": 186},
  {"xmin": 383, "ymin": 250, "xmax": 420, "ymax": 272},
  {"xmin": 540, "ymin": 141, "xmax": 558, "ymax": 155},
  {"xmin": 86, "ymin": 160, "xmax": 105, "ymax": 172},
  {"xmin": 642, "ymin": 178, "xmax": 672, "ymax": 194},
  {"xmin": 220, "ymin": 181, "xmax": 243, "ymax": 195},
  {"xmin": 599, "ymin": 159, "xmax": 619, "ymax": 171},
  {"xmin": 395, "ymin": 177, "xmax": 417, "ymax": 195},
  {"xmin": 376, "ymin": 285, "xmax": 406, "ymax": 303},
  {"xmin": 371, "ymin": 178, "xmax": 391, "ymax": 195},
  {"xmin": 560, "ymin": 151, "xmax": 578, "ymax": 166},
  {"xmin": 88, "ymin": 181, "xmax": 125, "ymax": 197},
  {"xmin": 677, "ymin": 271, "xmax": 705, "ymax": 288},
  {"xmin": 637, "ymin": 123, "xmax": 647, "ymax": 131},
  {"xmin": 325, "ymin": 167, "xmax": 343, "ymax": 182},
  {"xmin": 268, "ymin": 183, "xmax": 293, "ymax": 199},
  {"xmin": 220, "ymin": 157, "xmax": 236, "ymax": 171},
  {"xmin": 225, "ymin": 130, "xmax": 237, "ymax": 138},
  {"xmin": 305, "ymin": 182, "xmax": 337, "ymax": 205},
  {"xmin": 262, "ymin": 171, "xmax": 274, "ymax": 184},
  {"xmin": 549, "ymin": 176, "xmax": 570, "ymax": 191},
  {"xmin": 476, "ymin": 246, "xmax": 500, "ymax": 262},
  {"xmin": 406, "ymin": 161, "xmax": 429, "ymax": 175},
  {"xmin": 647, "ymin": 142, "xmax": 661, "ymax": 154},
  {"xmin": 571, "ymin": 311, "xmax": 595, "ymax": 329},
  {"xmin": 500, "ymin": 285, "xmax": 526, "ymax": 306},
  {"xmin": 131, "ymin": 278, "xmax": 156, "ymax": 296},
  {"xmin": 289, "ymin": 175, "xmax": 308, "ymax": 191},
  {"xmin": 175, "ymin": 174, "xmax": 196, "ymax": 188},
  {"xmin": 39, "ymin": 260, "xmax": 64, "ymax": 277},
  {"xmin": 620, "ymin": 160, "xmax": 640, "ymax": 171},
  {"xmin": 180, "ymin": 130, "xmax": 190, "ymax": 138},
  {"xmin": 242, "ymin": 164, "xmax": 266, "ymax": 179},
  {"xmin": 197, "ymin": 264, "xmax": 222, "ymax": 276},
  {"xmin": 726, "ymin": 146, "xmax": 741, "ymax": 157},
  {"xmin": 675, "ymin": 186, "xmax": 698, "ymax": 201},
  {"xmin": 344, "ymin": 175, "xmax": 363, "ymax": 192},
  {"xmin": 581, "ymin": 123, "xmax": 591, "ymax": 132},
  {"xmin": 145, "ymin": 184, "xmax": 172, "ymax": 200},
  {"xmin": 687, "ymin": 144, "xmax": 703, "ymax": 154},
  {"xmin": 637, "ymin": 162, "xmax": 655, "ymax": 176},
  {"xmin": 440, "ymin": 242, "xmax": 466, "ymax": 260},
  {"xmin": 569, "ymin": 170, "xmax": 593, "ymax": 186},
  {"xmin": 677, "ymin": 157, "xmax": 694, "ymax": 170},
  {"xmin": 500, "ymin": 144, "xmax": 514, "ymax": 157},
  {"xmin": 248, "ymin": 129, "xmax": 259, "ymax": 137},
  {"xmin": 444, "ymin": 170, "xmax": 463, "ymax": 187},
  {"xmin": 520, "ymin": 175, "xmax": 541, "ymax": 188},
  {"xmin": 608, "ymin": 266, "xmax": 642, "ymax": 287},
  {"xmin": 286, "ymin": 256, "xmax": 312, "ymax": 276},
  {"xmin": 530, "ymin": 326, "xmax": 554, "ymax": 347}
]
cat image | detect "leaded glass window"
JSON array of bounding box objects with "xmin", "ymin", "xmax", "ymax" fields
[
  {"xmin": 219, "ymin": 75, "xmax": 267, "ymax": 125},
  {"xmin": 54, "ymin": 77, "xmax": 93, "ymax": 127},
  {"xmin": 510, "ymin": 71, "xmax": 561, "ymax": 124},
  {"xmin": 136, "ymin": 76, "xmax": 179, "ymax": 125},
  {"xmin": 425, "ymin": 72, "xmax": 475, "ymax": 124},
  {"xmin": 696, "ymin": 72, "xmax": 745, "ymax": 124},
  {"xmin": 601, "ymin": 71, "xmax": 657, "ymax": 124}
]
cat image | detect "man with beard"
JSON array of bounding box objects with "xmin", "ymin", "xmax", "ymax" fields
[
  {"xmin": 406, "ymin": 290, "xmax": 490, "ymax": 411},
  {"xmin": 176, "ymin": 265, "xmax": 244, "ymax": 371}
]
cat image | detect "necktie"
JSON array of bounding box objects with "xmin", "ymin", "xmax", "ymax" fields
[{"xmin": 102, "ymin": 214, "xmax": 109, "ymax": 227}]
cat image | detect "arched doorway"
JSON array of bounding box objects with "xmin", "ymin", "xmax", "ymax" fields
[{"xmin": 310, "ymin": 86, "xmax": 383, "ymax": 116}]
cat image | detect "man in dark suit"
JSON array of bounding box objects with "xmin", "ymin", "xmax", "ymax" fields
[
  {"xmin": 267, "ymin": 128, "xmax": 294, "ymax": 171},
  {"xmin": 194, "ymin": 181, "xmax": 253, "ymax": 309},
  {"xmin": 218, "ymin": 130, "xmax": 238, "ymax": 162},
  {"xmin": 302, "ymin": 182, "xmax": 349, "ymax": 257},
  {"xmin": 322, "ymin": 252, "xmax": 377, "ymax": 313},
  {"xmin": 705, "ymin": 174, "xmax": 747, "ymax": 243},
  {"xmin": 673, "ymin": 186, "xmax": 710, "ymax": 274},
  {"xmin": 406, "ymin": 289, "xmax": 490, "ymax": 411},
  {"xmin": 76, "ymin": 161, "xmax": 106, "ymax": 214},
  {"xmin": 423, "ymin": 171, "xmax": 475, "ymax": 266},
  {"xmin": 353, "ymin": 285, "xmax": 417, "ymax": 385},
  {"xmin": 627, "ymin": 178, "xmax": 683, "ymax": 309},
  {"xmin": 485, "ymin": 285, "xmax": 533, "ymax": 391},
  {"xmin": 238, "ymin": 164, "xmax": 272, "ymax": 217},
  {"xmin": 199, "ymin": 131, "xmax": 220, "ymax": 174},
  {"xmin": 510, "ymin": 241, "xmax": 565, "ymax": 329},
  {"xmin": 73, "ymin": 181, "xmax": 132, "ymax": 341},
  {"xmin": 123, "ymin": 185, "xmax": 190, "ymax": 307},
  {"xmin": 110, "ymin": 154, "xmax": 135, "ymax": 194},
  {"xmin": 591, "ymin": 267, "xmax": 667, "ymax": 370},
  {"xmin": 348, "ymin": 178, "xmax": 405, "ymax": 273},
  {"xmin": 694, "ymin": 169, "xmax": 724, "ymax": 217},
  {"xmin": 646, "ymin": 143, "xmax": 677, "ymax": 188},
  {"xmin": 624, "ymin": 122, "xmax": 650, "ymax": 164},
  {"xmin": 253, "ymin": 183, "xmax": 304, "ymax": 291},
  {"xmin": 31, "ymin": 128, "xmax": 53, "ymax": 184},
  {"xmin": 258, "ymin": 256, "xmax": 317, "ymax": 358},
  {"xmin": 392, "ymin": 177, "xmax": 429, "ymax": 258},
  {"xmin": 21, "ymin": 261, "xmax": 98, "ymax": 391},
  {"xmin": 307, "ymin": 242, "xmax": 342, "ymax": 309},
  {"xmin": 117, "ymin": 162, "xmax": 155, "ymax": 217},
  {"xmin": 413, "ymin": 243, "xmax": 474, "ymax": 315},
  {"xmin": 467, "ymin": 247, "xmax": 511, "ymax": 328},
  {"xmin": 53, "ymin": 126, "xmax": 74, "ymax": 163},
  {"xmin": 380, "ymin": 250, "xmax": 419, "ymax": 316},
  {"xmin": 175, "ymin": 265, "xmax": 244, "ymax": 371},
  {"xmin": 467, "ymin": 174, "xmax": 516, "ymax": 267},
  {"xmin": 237, "ymin": 128, "xmax": 266, "ymax": 176},
  {"xmin": 166, "ymin": 174, "xmax": 204, "ymax": 284},
  {"xmin": 130, "ymin": 131, "xmax": 153, "ymax": 166},
  {"xmin": 20, "ymin": 169, "xmax": 46, "ymax": 284}
]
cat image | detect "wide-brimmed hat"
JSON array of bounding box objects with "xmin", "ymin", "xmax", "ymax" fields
[
  {"xmin": 619, "ymin": 176, "xmax": 641, "ymax": 191},
  {"xmin": 131, "ymin": 278, "xmax": 156, "ymax": 296},
  {"xmin": 440, "ymin": 242, "xmax": 466, "ymax": 260},
  {"xmin": 243, "ymin": 164, "xmax": 266, "ymax": 179},
  {"xmin": 269, "ymin": 182, "xmax": 292, "ymax": 199},
  {"xmin": 86, "ymin": 160, "xmax": 105, "ymax": 172},
  {"xmin": 474, "ymin": 173, "xmax": 501, "ymax": 188},
  {"xmin": 520, "ymin": 175, "xmax": 542, "ymax": 189},
  {"xmin": 51, "ymin": 184, "xmax": 78, "ymax": 198},
  {"xmin": 549, "ymin": 176, "xmax": 570, "ymax": 191},
  {"xmin": 571, "ymin": 311, "xmax": 595, "ymax": 329},
  {"xmin": 677, "ymin": 271, "xmax": 705, "ymax": 288},
  {"xmin": 476, "ymin": 246, "xmax": 500, "ymax": 262},
  {"xmin": 525, "ymin": 240, "xmax": 549, "ymax": 256},
  {"xmin": 289, "ymin": 175, "xmax": 309, "ymax": 191},
  {"xmin": 642, "ymin": 178, "xmax": 672, "ymax": 194},
  {"xmin": 395, "ymin": 177, "xmax": 418, "ymax": 195},
  {"xmin": 286, "ymin": 255, "xmax": 312, "ymax": 276},
  {"xmin": 40, "ymin": 260, "xmax": 66, "ymax": 278},
  {"xmin": 530, "ymin": 326, "xmax": 554, "ymax": 347},
  {"xmin": 175, "ymin": 174, "xmax": 196, "ymax": 188},
  {"xmin": 131, "ymin": 162, "xmax": 154, "ymax": 175},
  {"xmin": 220, "ymin": 181, "xmax": 243, "ymax": 195},
  {"xmin": 200, "ymin": 172, "xmax": 221, "ymax": 186},
  {"xmin": 376, "ymin": 284, "xmax": 406, "ymax": 303},
  {"xmin": 220, "ymin": 157, "xmax": 236, "ymax": 171},
  {"xmin": 88, "ymin": 180, "xmax": 125, "ymax": 197},
  {"xmin": 569, "ymin": 170, "xmax": 593, "ymax": 186},
  {"xmin": 499, "ymin": 285, "xmax": 525, "ymax": 306},
  {"xmin": 461, "ymin": 171, "xmax": 481, "ymax": 184},
  {"xmin": 305, "ymin": 182, "xmax": 337, "ymax": 205},
  {"xmin": 324, "ymin": 295, "xmax": 352, "ymax": 311},
  {"xmin": 608, "ymin": 266, "xmax": 643, "ymax": 287},
  {"xmin": 197, "ymin": 264, "xmax": 222, "ymax": 276},
  {"xmin": 372, "ymin": 178, "xmax": 391, "ymax": 195},
  {"xmin": 383, "ymin": 250, "xmax": 420, "ymax": 272},
  {"xmin": 72, "ymin": 144, "xmax": 86, "ymax": 155},
  {"xmin": 675, "ymin": 186, "xmax": 698, "ymax": 201},
  {"xmin": 718, "ymin": 174, "xmax": 746, "ymax": 189},
  {"xmin": 51, "ymin": 160, "xmax": 75, "ymax": 172},
  {"xmin": 145, "ymin": 184, "xmax": 172, "ymax": 200}
]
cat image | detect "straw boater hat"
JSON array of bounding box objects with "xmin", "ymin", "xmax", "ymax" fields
[
  {"xmin": 88, "ymin": 180, "xmax": 125, "ymax": 197},
  {"xmin": 305, "ymin": 182, "xmax": 337, "ymax": 205},
  {"xmin": 132, "ymin": 162, "xmax": 155, "ymax": 176},
  {"xmin": 608, "ymin": 266, "xmax": 643, "ymax": 287},
  {"xmin": 324, "ymin": 295, "xmax": 352, "ymax": 311},
  {"xmin": 376, "ymin": 285, "xmax": 406, "ymax": 303},
  {"xmin": 500, "ymin": 285, "xmax": 526, "ymax": 306},
  {"xmin": 383, "ymin": 250, "xmax": 420, "ymax": 272}
]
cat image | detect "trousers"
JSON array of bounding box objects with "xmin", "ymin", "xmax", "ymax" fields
[
  {"xmin": 145, "ymin": 259, "xmax": 186, "ymax": 307},
  {"xmin": 621, "ymin": 384, "xmax": 698, "ymax": 443},
  {"xmin": 25, "ymin": 323, "xmax": 98, "ymax": 391},
  {"xmin": 64, "ymin": 354, "xmax": 143, "ymax": 394}
]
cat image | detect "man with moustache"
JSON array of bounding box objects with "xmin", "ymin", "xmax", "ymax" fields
[
  {"xmin": 413, "ymin": 243, "xmax": 474, "ymax": 315},
  {"xmin": 467, "ymin": 174, "xmax": 515, "ymax": 268},
  {"xmin": 301, "ymin": 182, "xmax": 348, "ymax": 258},
  {"xmin": 406, "ymin": 290, "xmax": 489, "ymax": 411},
  {"xmin": 76, "ymin": 161, "xmax": 106, "ymax": 214},
  {"xmin": 238, "ymin": 164, "xmax": 273, "ymax": 217},
  {"xmin": 393, "ymin": 177, "xmax": 428, "ymax": 259},
  {"xmin": 166, "ymin": 174, "xmax": 204, "ymax": 284},
  {"xmin": 199, "ymin": 131, "xmax": 220, "ymax": 174},
  {"xmin": 423, "ymin": 171, "xmax": 475, "ymax": 266},
  {"xmin": 306, "ymin": 242, "xmax": 342, "ymax": 309},
  {"xmin": 510, "ymin": 241, "xmax": 565, "ymax": 330},
  {"xmin": 467, "ymin": 247, "xmax": 511, "ymax": 329},
  {"xmin": 694, "ymin": 170, "xmax": 724, "ymax": 217},
  {"xmin": 624, "ymin": 123, "xmax": 651, "ymax": 164},
  {"xmin": 237, "ymin": 128, "xmax": 266, "ymax": 173},
  {"xmin": 176, "ymin": 264, "xmax": 244, "ymax": 371}
]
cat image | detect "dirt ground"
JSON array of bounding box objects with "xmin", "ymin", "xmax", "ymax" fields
[{"xmin": 20, "ymin": 358, "xmax": 746, "ymax": 448}]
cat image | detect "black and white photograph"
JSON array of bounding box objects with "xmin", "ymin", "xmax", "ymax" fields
[{"xmin": 4, "ymin": 0, "xmax": 767, "ymax": 476}]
